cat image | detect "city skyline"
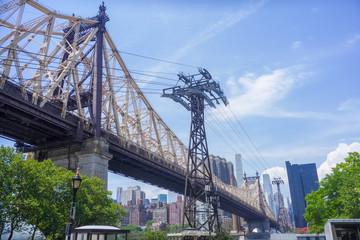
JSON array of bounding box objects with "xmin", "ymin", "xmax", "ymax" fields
[{"xmin": 1, "ymin": 0, "xmax": 360, "ymax": 202}]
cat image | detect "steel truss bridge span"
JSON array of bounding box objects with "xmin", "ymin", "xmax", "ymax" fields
[{"xmin": 0, "ymin": 0, "xmax": 276, "ymax": 226}]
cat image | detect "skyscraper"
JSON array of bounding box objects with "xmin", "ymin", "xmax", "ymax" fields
[
  {"xmin": 286, "ymin": 161, "xmax": 319, "ymax": 228},
  {"xmin": 262, "ymin": 174, "xmax": 275, "ymax": 215},
  {"xmin": 135, "ymin": 189, "xmax": 146, "ymax": 203},
  {"xmin": 121, "ymin": 188, "xmax": 134, "ymax": 206},
  {"xmin": 208, "ymin": 155, "xmax": 235, "ymax": 185},
  {"xmin": 158, "ymin": 194, "xmax": 167, "ymax": 204},
  {"xmin": 169, "ymin": 196, "xmax": 183, "ymax": 225},
  {"xmin": 227, "ymin": 161, "xmax": 237, "ymax": 187},
  {"xmin": 116, "ymin": 187, "xmax": 122, "ymax": 204},
  {"xmin": 235, "ymin": 154, "xmax": 244, "ymax": 187},
  {"xmin": 121, "ymin": 186, "xmax": 145, "ymax": 206}
]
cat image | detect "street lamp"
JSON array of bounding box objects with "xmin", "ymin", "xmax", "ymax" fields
[{"xmin": 65, "ymin": 168, "xmax": 82, "ymax": 240}]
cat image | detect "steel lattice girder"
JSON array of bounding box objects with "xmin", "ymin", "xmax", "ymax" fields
[
  {"xmin": 0, "ymin": 0, "xmax": 276, "ymax": 227},
  {"xmin": 183, "ymin": 95, "xmax": 220, "ymax": 231}
]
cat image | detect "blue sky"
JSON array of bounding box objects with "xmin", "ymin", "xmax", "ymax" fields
[{"xmin": 1, "ymin": 0, "xmax": 360, "ymax": 201}]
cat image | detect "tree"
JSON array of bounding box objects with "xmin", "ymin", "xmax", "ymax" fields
[
  {"xmin": 75, "ymin": 176, "xmax": 126, "ymax": 227},
  {"xmin": 19, "ymin": 158, "xmax": 74, "ymax": 239},
  {"xmin": 121, "ymin": 224, "xmax": 144, "ymax": 240},
  {"xmin": 166, "ymin": 224, "xmax": 182, "ymax": 233},
  {"xmin": 0, "ymin": 147, "xmax": 26, "ymax": 239},
  {"xmin": 143, "ymin": 220, "xmax": 154, "ymax": 232},
  {"xmin": 304, "ymin": 152, "xmax": 360, "ymax": 232},
  {"xmin": 0, "ymin": 146, "xmax": 126, "ymax": 240},
  {"xmin": 143, "ymin": 230, "xmax": 167, "ymax": 240},
  {"xmin": 213, "ymin": 227, "xmax": 233, "ymax": 240}
]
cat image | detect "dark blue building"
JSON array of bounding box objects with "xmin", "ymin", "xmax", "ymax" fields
[{"xmin": 286, "ymin": 161, "xmax": 319, "ymax": 228}]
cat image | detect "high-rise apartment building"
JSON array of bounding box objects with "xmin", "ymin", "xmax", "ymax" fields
[
  {"xmin": 235, "ymin": 154, "xmax": 244, "ymax": 187},
  {"xmin": 208, "ymin": 155, "xmax": 235, "ymax": 185},
  {"xmin": 286, "ymin": 161, "xmax": 319, "ymax": 228},
  {"xmin": 153, "ymin": 202, "xmax": 168, "ymax": 224},
  {"xmin": 169, "ymin": 196, "xmax": 183, "ymax": 225},
  {"xmin": 135, "ymin": 189, "xmax": 146, "ymax": 203},
  {"xmin": 262, "ymin": 174, "xmax": 275, "ymax": 215},
  {"xmin": 123, "ymin": 201, "xmax": 147, "ymax": 226},
  {"xmin": 121, "ymin": 186, "xmax": 145, "ymax": 206},
  {"xmin": 227, "ymin": 161, "xmax": 237, "ymax": 187},
  {"xmin": 121, "ymin": 188, "xmax": 134, "ymax": 206}
]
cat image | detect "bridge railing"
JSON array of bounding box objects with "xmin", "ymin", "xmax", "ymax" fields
[{"xmin": 213, "ymin": 175, "xmax": 276, "ymax": 222}]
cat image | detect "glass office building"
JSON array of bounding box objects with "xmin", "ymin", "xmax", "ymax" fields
[
  {"xmin": 158, "ymin": 194, "xmax": 167, "ymax": 204},
  {"xmin": 286, "ymin": 161, "xmax": 319, "ymax": 228}
]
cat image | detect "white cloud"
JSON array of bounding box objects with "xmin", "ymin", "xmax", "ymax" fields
[
  {"xmin": 213, "ymin": 66, "xmax": 350, "ymax": 122},
  {"xmin": 270, "ymin": 109, "xmax": 335, "ymax": 120},
  {"xmin": 338, "ymin": 98, "xmax": 360, "ymax": 112},
  {"xmin": 346, "ymin": 34, "xmax": 360, "ymax": 45},
  {"xmin": 262, "ymin": 166, "xmax": 291, "ymax": 202},
  {"xmin": 260, "ymin": 143, "xmax": 360, "ymax": 205},
  {"xmin": 262, "ymin": 166, "xmax": 288, "ymax": 183},
  {"xmin": 223, "ymin": 66, "xmax": 305, "ymax": 118},
  {"xmin": 317, "ymin": 142, "xmax": 360, "ymax": 180},
  {"xmin": 226, "ymin": 76, "xmax": 239, "ymax": 95},
  {"xmin": 291, "ymin": 41, "xmax": 302, "ymax": 49},
  {"xmin": 143, "ymin": 185, "xmax": 168, "ymax": 200}
]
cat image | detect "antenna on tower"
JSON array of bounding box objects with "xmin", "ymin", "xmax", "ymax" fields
[{"xmin": 162, "ymin": 68, "xmax": 228, "ymax": 233}]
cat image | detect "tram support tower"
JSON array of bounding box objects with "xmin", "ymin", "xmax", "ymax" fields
[
  {"xmin": 272, "ymin": 177, "xmax": 288, "ymax": 232},
  {"xmin": 162, "ymin": 68, "xmax": 228, "ymax": 232}
]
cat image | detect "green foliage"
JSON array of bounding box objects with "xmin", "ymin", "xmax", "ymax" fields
[
  {"xmin": 75, "ymin": 176, "xmax": 126, "ymax": 227},
  {"xmin": 143, "ymin": 230, "xmax": 167, "ymax": 240},
  {"xmin": 144, "ymin": 220, "xmax": 154, "ymax": 232},
  {"xmin": 121, "ymin": 225, "xmax": 144, "ymax": 240},
  {"xmin": 120, "ymin": 224, "xmax": 168, "ymax": 240},
  {"xmin": 213, "ymin": 227, "xmax": 233, "ymax": 240},
  {"xmin": 304, "ymin": 152, "xmax": 360, "ymax": 233},
  {"xmin": 165, "ymin": 224, "xmax": 182, "ymax": 233},
  {"xmin": 121, "ymin": 224, "xmax": 142, "ymax": 232},
  {"xmin": 285, "ymin": 228, "xmax": 297, "ymax": 233},
  {"xmin": 0, "ymin": 146, "xmax": 26, "ymax": 239},
  {"xmin": 145, "ymin": 220, "xmax": 154, "ymax": 227},
  {"xmin": 0, "ymin": 146, "xmax": 126, "ymax": 240}
]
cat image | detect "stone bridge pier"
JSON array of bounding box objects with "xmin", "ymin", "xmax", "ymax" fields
[
  {"xmin": 35, "ymin": 138, "xmax": 112, "ymax": 189},
  {"xmin": 247, "ymin": 219, "xmax": 270, "ymax": 233}
]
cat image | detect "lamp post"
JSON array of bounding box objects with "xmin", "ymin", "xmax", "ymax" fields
[{"xmin": 65, "ymin": 168, "xmax": 82, "ymax": 240}]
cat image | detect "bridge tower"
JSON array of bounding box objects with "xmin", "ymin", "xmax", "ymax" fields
[
  {"xmin": 243, "ymin": 172, "xmax": 271, "ymax": 233},
  {"xmin": 162, "ymin": 68, "xmax": 228, "ymax": 232}
]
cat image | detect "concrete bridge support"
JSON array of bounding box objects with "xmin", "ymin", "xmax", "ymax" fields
[
  {"xmin": 247, "ymin": 219, "xmax": 270, "ymax": 233},
  {"xmin": 36, "ymin": 138, "xmax": 112, "ymax": 188}
]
